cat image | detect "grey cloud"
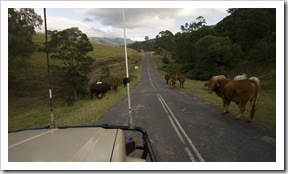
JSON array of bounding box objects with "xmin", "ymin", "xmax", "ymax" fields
[
  {"xmin": 81, "ymin": 8, "xmax": 183, "ymax": 29},
  {"xmin": 83, "ymin": 17, "xmax": 93, "ymax": 22}
]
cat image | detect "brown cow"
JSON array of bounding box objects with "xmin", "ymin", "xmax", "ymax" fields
[
  {"xmin": 90, "ymin": 83, "xmax": 111, "ymax": 99},
  {"xmin": 207, "ymin": 77, "xmax": 260, "ymax": 122},
  {"xmin": 164, "ymin": 74, "xmax": 170, "ymax": 84},
  {"xmin": 111, "ymin": 79, "xmax": 118, "ymax": 92},
  {"xmin": 169, "ymin": 74, "xmax": 177, "ymax": 89},
  {"xmin": 177, "ymin": 75, "xmax": 185, "ymax": 88},
  {"xmin": 249, "ymin": 77, "xmax": 261, "ymax": 105}
]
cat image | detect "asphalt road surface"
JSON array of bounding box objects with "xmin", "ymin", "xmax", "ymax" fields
[{"xmin": 96, "ymin": 53, "xmax": 276, "ymax": 162}]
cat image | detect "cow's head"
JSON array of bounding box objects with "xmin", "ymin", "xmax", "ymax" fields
[
  {"xmin": 206, "ymin": 80, "xmax": 215, "ymax": 94},
  {"xmin": 207, "ymin": 75, "xmax": 226, "ymax": 94}
]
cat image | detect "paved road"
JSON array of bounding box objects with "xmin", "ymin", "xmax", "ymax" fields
[{"xmin": 97, "ymin": 53, "xmax": 276, "ymax": 162}]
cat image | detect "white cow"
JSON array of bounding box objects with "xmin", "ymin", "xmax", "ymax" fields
[{"xmin": 234, "ymin": 73, "xmax": 248, "ymax": 80}]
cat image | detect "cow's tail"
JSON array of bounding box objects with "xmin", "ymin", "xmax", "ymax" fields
[
  {"xmin": 248, "ymin": 77, "xmax": 261, "ymax": 122},
  {"xmin": 250, "ymin": 77, "xmax": 261, "ymax": 106}
]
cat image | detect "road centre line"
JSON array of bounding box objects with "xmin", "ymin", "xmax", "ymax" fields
[
  {"xmin": 157, "ymin": 93, "xmax": 195, "ymax": 162},
  {"xmin": 157, "ymin": 93, "xmax": 196, "ymax": 162},
  {"xmin": 146, "ymin": 58, "xmax": 157, "ymax": 92},
  {"xmin": 146, "ymin": 54, "xmax": 205, "ymax": 162},
  {"xmin": 157, "ymin": 94, "xmax": 186, "ymax": 144},
  {"xmin": 185, "ymin": 147, "xmax": 196, "ymax": 162},
  {"xmin": 157, "ymin": 93, "xmax": 205, "ymax": 162}
]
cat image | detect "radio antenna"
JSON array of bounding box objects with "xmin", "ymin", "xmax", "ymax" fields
[
  {"xmin": 123, "ymin": 9, "xmax": 133, "ymax": 129},
  {"xmin": 44, "ymin": 8, "xmax": 55, "ymax": 128}
]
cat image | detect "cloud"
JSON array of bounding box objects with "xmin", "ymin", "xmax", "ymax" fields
[
  {"xmin": 83, "ymin": 17, "xmax": 93, "ymax": 22},
  {"xmin": 35, "ymin": 8, "xmax": 229, "ymax": 40},
  {"xmin": 35, "ymin": 9, "xmax": 107, "ymax": 37},
  {"xmin": 76, "ymin": 8, "xmax": 228, "ymax": 29},
  {"xmin": 76, "ymin": 8, "xmax": 182, "ymax": 29}
]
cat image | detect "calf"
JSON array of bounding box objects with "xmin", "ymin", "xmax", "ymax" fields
[
  {"xmin": 90, "ymin": 83, "xmax": 111, "ymax": 99},
  {"xmin": 207, "ymin": 77, "xmax": 260, "ymax": 122},
  {"xmin": 169, "ymin": 74, "xmax": 177, "ymax": 89},
  {"xmin": 177, "ymin": 75, "xmax": 185, "ymax": 88},
  {"xmin": 111, "ymin": 79, "xmax": 118, "ymax": 92},
  {"xmin": 164, "ymin": 74, "xmax": 170, "ymax": 84}
]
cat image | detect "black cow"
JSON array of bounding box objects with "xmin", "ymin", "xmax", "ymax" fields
[
  {"xmin": 123, "ymin": 77, "xmax": 129, "ymax": 87},
  {"xmin": 90, "ymin": 83, "xmax": 111, "ymax": 99}
]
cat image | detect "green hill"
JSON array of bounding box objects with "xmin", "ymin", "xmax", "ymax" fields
[{"xmin": 8, "ymin": 33, "xmax": 144, "ymax": 130}]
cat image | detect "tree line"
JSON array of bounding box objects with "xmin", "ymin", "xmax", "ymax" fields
[{"xmin": 128, "ymin": 9, "xmax": 276, "ymax": 80}]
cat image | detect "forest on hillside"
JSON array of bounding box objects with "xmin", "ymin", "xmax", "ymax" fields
[{"xmin": 128, "ymin": 8, "xmax": 276, "ymax": 81}]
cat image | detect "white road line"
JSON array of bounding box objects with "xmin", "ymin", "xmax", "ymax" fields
[
  {"xmin": 185, "ymin": 147, "xmax": 196, "ymax": 162},
  {"xmin": 9, "ymin": 129, "xmax": 57, "ymax": 149},
  {"xmin": 157, "ymin": 94, "xmax": 185, "ymax": 144},
  {"xmin": 147, "ymin": 59, "xmax": 157, "ymax": 92},
  {"xmin": 146, "ymin": 55, "xmax": 205, "ymax": 162},
  {"xmin": 157, "ymin": 93, "xmax": 168, "ymax": 114},
  {"xmin": 158, "ymin": 93, "xmax": 205, "ymax": 162},
  {"xmin": 157, "ymin": 94, "xmax": 196, "ymax": 161}
]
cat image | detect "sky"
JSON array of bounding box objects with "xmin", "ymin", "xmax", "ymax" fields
[{"xmin": 34, "ymin": 8, "xmax": 229, "ymax": 41}]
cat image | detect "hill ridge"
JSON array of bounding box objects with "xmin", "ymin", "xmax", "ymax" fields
[{"xmin": 89, "ymin": 37, "xmax": 134, "ymax": 46}]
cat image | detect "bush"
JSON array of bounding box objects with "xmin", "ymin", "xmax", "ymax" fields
[
  {"xmin": 162, "ymin": 57, "xmax": 170, "ymax": 64},
  {"xmin": 248, "ymin": 40, "xmax": 275, "ymax": 65},
  {"xmin": 64, "ymin": 95, "xmax": 75, "ymax": 106}
]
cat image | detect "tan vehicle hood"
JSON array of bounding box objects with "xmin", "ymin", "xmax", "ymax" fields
[{"xmin": 8, "ymin": 127, "xmax": 126, "ymax": 162}]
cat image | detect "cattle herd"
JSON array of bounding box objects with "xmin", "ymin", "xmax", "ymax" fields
[
  {"xmin": 165, "ymin": 73, "xmax": 261, "ymax": 123},
  {"xmin": 165, "ymin": 73, "xmax": 186, "ymax": 89},
  {"xmin": 91, "ymin": 72, "xmax": 261, "ymax": 123}
]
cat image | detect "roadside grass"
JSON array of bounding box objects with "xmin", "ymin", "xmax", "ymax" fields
[
  {"xmin": 8, "ymin": 34, "xmax": 144, "ymax": 130},
  {"xmin": 54, "ymin": 84, "xmax": 138, "ymax": 127},
  {"xmin": 8, "ymin": 85, "xmax": 137, "ymax": 130},
  {"xmin": 151, "ymin": 54, "xmax": 276, "ymax": 134}
]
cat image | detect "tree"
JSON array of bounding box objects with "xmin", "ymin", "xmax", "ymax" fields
[
  {"xmin": 144, "ymin": 36, "xmax": 149, "ymax": 41},
  {"xmin": 187, "ymin": 35, "xmax": 244, "ymax": 80},
  {"xmin": 8, "ymin": 8, "xmax": 43, "ymax": 60},
  {"xmin": 215, "ymin": 8, "xmax": 276, "ymax": 52},
  {"xmin": 180, "ymin": 16, "xmax": 206, "ymax": 33},
  {"xmin": 8, "ymin": 8, "xmax": 43, "ymax": 92},
  {"xmin": 173, "ymin": 25, "xmax": 216, "ymax": 64},
  {"xmin": 49, "ymin": 27, "xmax": 94, "ymax": 100},
  {"xmin": 154, "ymin": 30, "xmax": 175, "ymax": 60}
]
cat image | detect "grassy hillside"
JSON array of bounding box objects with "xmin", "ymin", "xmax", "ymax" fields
[
  {"xmin": 8, "ymin": 34, "xmax": 145, "ymax": 130},
  {"xmin": 151, "ymin": 54, "xmax": 276, "ymax": 133}
]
